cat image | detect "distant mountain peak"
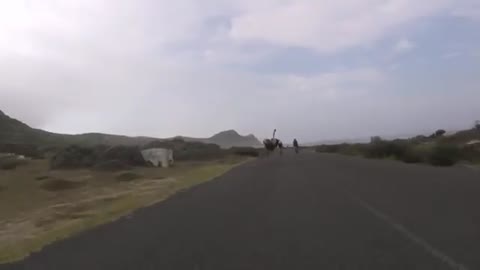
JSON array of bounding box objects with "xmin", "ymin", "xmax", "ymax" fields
[
  {"xmin": 207, "ymin": 129, "xmax": 261, "ymax": 148},
  {"xmin": 212, "ymin": 129, "xmax": 240, "ymax": 137}
]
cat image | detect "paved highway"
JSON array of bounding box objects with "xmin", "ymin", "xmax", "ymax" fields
[{"xmin": 3, "ymin": 151, "xmax": 480, "ymax": 269}]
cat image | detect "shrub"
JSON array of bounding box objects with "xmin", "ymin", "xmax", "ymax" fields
[
  {"xmin": 144, "ymin": 140, "xmax": 228, "ymax": 161},
  {"xmin": 230, "ymin": 147, "xmax": 260, "ymax": 157},
  {"xmin": 0, "ymin": 157, "xmax": 27, "ymax": 170},
  {"xmin": 316, "ymin": 144, "xmax": 342, "ymax": 153},
  {"xmin": 99, "ymin": 146, "xmax": 146, "ymax": 166},
  {"xmin": 398, "ymin": 146, "xmax": 423, "ymax": 163},
  {"xmin": 338, "ymin": 144, "xmax": 367, "ymax": 156},
  {"xmin": 410, "ymin": 135, "xmax": 429, "ymax": 144},
  {"xmin": 143, "ymin": 140, "xmax": 173, "ymax": 150},
  {"xmin": 50, "ymin": 145, "xmax": 145, "ymax": 169},
  {"xmin": 435, "ymin": 129, "xmax": 446, "ymax": 137},
  {"xmin": 428, "ymin": 144, "xmax": 461, "ymax": 166},
  {"xmin": 315, "ymin": 143, "xmax": 366, "ymax": 156},
  {"xmin": 314, "ymin": 136, "xmax": 469, "ymax": 167},
  {"xmin": 365, "ymin": 141, "xmax": 408, "ymax": 159},
  {"xmin": 315, "ymin": 145, "xmax": 325, "ymax": 152},
  {"xmin": 175, "ymin": 142, "xmax": 226, "ymax": 161},
  {"xmin": 459, "ymin": 147, "xmax": 480, "ymax": 163},
  {"xmin": 50, "ymin": 145, "xmax": 100, "ymax": 169},
  {"xmin": 38, "ymin": 145, "xmax": 63, "ymax": 159},
  {"xmin": 0, "ymin": 143, "xmax": 42, "ymax": 159}
]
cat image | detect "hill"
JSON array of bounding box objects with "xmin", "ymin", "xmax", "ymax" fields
[
  {"xmin": 179, "ymin": 130, "xmax": 262, "ymax": 149},
  {"xmin": 0, "ymin": 110, "xmax": 64, "ymax": 145},
  {"xmin": 0, "ymin": 110, "xmax": 261, "ymax": 148}
]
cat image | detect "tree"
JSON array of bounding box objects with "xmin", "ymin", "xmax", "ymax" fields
[
  {"xmin": 435, "ymin": 129, "xmax": 446, "ymax": 137},
  {"xmin": 475, "ymin": 120, "xmax": 480, "ymax": 130}
]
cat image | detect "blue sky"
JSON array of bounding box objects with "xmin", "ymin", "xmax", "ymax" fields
[{"xmin": 0, "ymin": 0, "xmax": 479, "ymax": 142}]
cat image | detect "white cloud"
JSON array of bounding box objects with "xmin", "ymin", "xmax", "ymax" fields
[
  {"xmin": 393, "ymin": 38, "xmax": 415, "ymax": 53},
  {"xmin": 451, "ymin": 0, "xmax": 480, "ymax": 20},
  {"xmin": 279, "ymin": 68, "xmax": 384, "ymax": 96},
  {"xmin": 453, "ymin": 9, "xmax": 480, "ymax": 20},
  {"xmin": 229, "ymin": 0, "xmax": 453, "ymax": 53},
  {"xmin": 0, "ymin": 0, "xmax": 479, "ymax": 141},
  {"xmin": 442, "ymin": 51, "xmax": 462, "ymax": 59},
  {"xmin": 0, "ymin": 0, "xmax": 475, "ymax": 60}
]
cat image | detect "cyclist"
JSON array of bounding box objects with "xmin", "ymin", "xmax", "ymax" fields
[{"xmin": 293, "ymin": 138, "xmax": 299, "ymax": 153}]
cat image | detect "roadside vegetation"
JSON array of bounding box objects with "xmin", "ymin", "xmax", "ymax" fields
[
  {"xmin": 0, "ymin": 139, "xmax": 259, "ymax": 263},
  {"xmin": 316, "ymin": 124, "xmax": 480, "ymax": 167}
]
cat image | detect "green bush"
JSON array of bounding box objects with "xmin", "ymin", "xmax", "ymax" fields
[
  {"xmin": 144, "ymin": 140, "xmax": 228, "ymax": 161},
  {"xmin": 398, "ymin": 146, "xmax": 423, "ymax": 163},
  {"xmin": 50, "ymin": 140, "xmax": 258, "ymax": 169},
  {"xmin": 428, "ymin": 144, "xmax": 461, "ymax": 166},
  {"xmin": 458, "ymin": 147, "xmax": 480, "ymax": 163},
  {"xmin": 230, "ymin": 147, "xmax": 260, "ymax": 157},
  {"xmin": 99, "ymin": 146, "xmax": 146, "ymax": 166},
  {"xmin": 338, "ymin": 144, "xmax": 367, "ymax": 156},
  {"xmin": 314, "ymin": 137, "xmax": 471, "ymax": 167},
  {"xmin": 315, "ymin": 143, "xmax": 366, "ymax": 156},
  {"xmin": 0, "ymin": 143, "xmax": 42, "ymax": 159},
  {"xmin": 435, "ymin": 129, "xmax": 446, "ymax": 137},
  {"xmin": 175, "ymin": 148, "xmax": 226, "ymax": 161},
  {"xmin": 50, "ymin": 145, "xmax": 101, "ymax": 169},
  {"xmin": 365, "ymin": 141, "xmax": 408, "ymax": 159},
  {"xmin": 50, "ymin": 145, "xmax": 146, "ymax": 169},
  {"xmin": 142, "ymin": 140, "xmax": 173, "ymax": 150},
  {"xmin": 316, "ymin": 144, "xmax": 343, "ymax": 153},
  {"xmin": 175, "ymin": 142, "xmax": 226, "ymax": 161},
  {"xmin": 0, "ymin": 157, "xmax": 27, "ymax": 170}
]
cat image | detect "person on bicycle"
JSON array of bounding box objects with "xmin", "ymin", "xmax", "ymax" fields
[{"xmin": 293, "ymin": 138, "xmax": 299, "ymax": 153}]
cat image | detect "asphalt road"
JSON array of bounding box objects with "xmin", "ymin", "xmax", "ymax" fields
[{"xmin": 3, "ymin": 151, "xmax": 480, "ymax": 270}]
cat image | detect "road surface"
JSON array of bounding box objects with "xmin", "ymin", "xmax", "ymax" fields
[{"xmin": 3, "ymin": 151, "xmax": 480, "ymax": 270}]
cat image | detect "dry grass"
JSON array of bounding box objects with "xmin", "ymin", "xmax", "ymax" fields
[
  {"xmin": 0, "ymin": 156, "xmax": 249, "ymax": 263},
  {"xmin": 115, "ymin": 171, "xmax": 143, "ymax": 182}
]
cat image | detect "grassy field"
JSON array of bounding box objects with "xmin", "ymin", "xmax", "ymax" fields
[{"xmin": 0, "ymin": 156, "xmax": 249, "ymax": 263}]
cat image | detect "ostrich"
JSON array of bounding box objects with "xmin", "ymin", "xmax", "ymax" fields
[{"xmin": 263, "ymin": 129, "xmax": 284, "ymax": 155}]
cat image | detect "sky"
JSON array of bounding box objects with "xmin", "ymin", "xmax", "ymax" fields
[{"xmin": 0, "ymin": 0, "xmax": 479, "ymax": 143}]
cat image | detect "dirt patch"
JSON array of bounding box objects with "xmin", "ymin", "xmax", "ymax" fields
[
  {"xmin": 35, "ymin": 175, "xmax": 50, "ymax": 181},
  {"xmin": 40, "ymin": 179, "xmax": 86, "ymax": 192},
  {"xmin": 93, "ymin": 160, "xmax": 131, "ymax": 171}
]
